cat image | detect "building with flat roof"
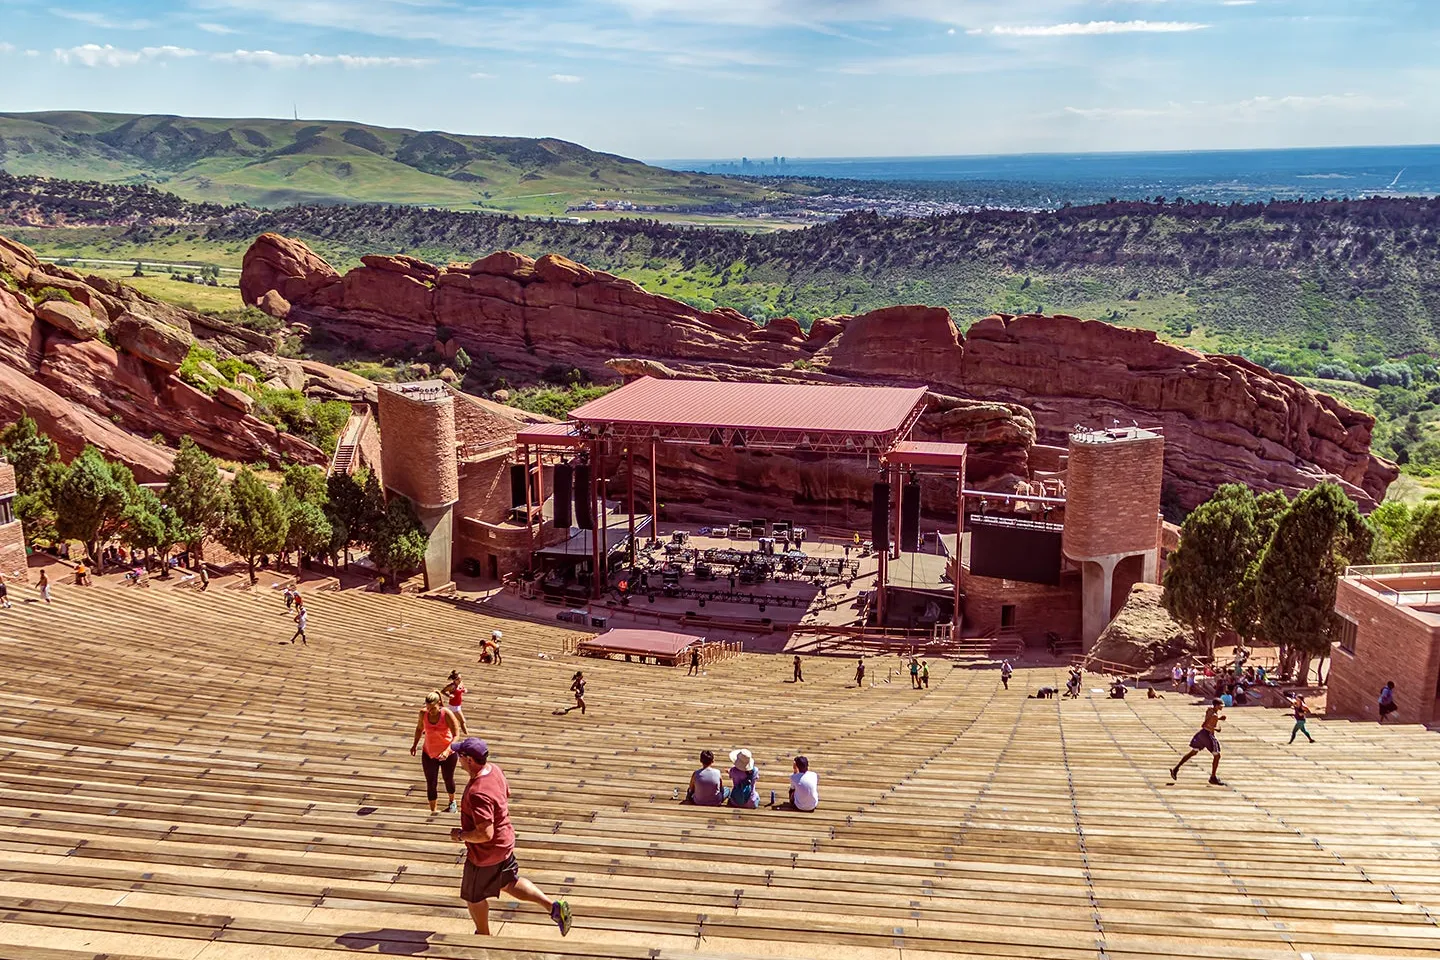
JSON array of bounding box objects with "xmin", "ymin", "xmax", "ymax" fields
[{"xmin": 1330, "ymin": 563, "xmax": 1440, "ymax": 724}]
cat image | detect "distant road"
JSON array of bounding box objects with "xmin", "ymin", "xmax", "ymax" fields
[{"xmin": 37, "ymin": 256, "xmax": 241, "ymax": 275}]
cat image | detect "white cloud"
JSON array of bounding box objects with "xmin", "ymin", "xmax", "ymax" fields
[
  {"xmin": 469, "ymin": 71, "xmax": 495, "ymax": 79},
  {"xmin": 24, "ymin": 49, "xmax": 41, "ymax": 57},
  {"xmin": 550, "ymin": 73, "xmax": 583, "ymax": 83},
  {"xmin": 990, "ymin": 20, "xmax": 1209, "ymax": 37},
  {"xmin": 53, "ymin": 44, "xmax": 199, "ymax": 67},
  {"xmin": 197, "ymin": 22, "xmax": 239, "ymax": 34},
  {"xmin": 0, "ymin": 42, "xmax": 13, "ymax": 54},
  {"xmin": 51, "ymin": 43, "xmax": 429, "ymax": 69},
  {"xmin": 1220, "ymin": 1, "xmax": 1257, "ymax": 5},
  {"xmin": 50, "ymin": 8, "xmax": 153, "ymax": 29},
  {"xmin": 213, "ymin": 49, "xmax": 432, "ymax": 67},
  {"xmin": 1065, "ymin": 93, "xmax": 1404, "ymax": 121}
]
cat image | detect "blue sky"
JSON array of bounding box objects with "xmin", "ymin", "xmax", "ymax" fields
[{"xmin": 0, "ymin": 0, "xmax": 1434, "ymax": 159}]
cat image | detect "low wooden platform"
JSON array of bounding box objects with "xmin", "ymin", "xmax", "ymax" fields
[{"xmin": 0, "ymin": 578, "xmax": 1438, "ymax": 959}]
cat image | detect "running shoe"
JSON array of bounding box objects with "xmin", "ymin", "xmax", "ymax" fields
[
  {"xmin": 1168, "ymin": 766, "xmax": 1178, "ymax": 781},
  {"xmin": 551, "ymin": 899, "xmax": 573, "ymax": 936},
  {"xmin": 1208, "ymin": 776, "xmax": 1225, "ymax": 786},
  {"xmin": 445, "ymin": 800, "xmax": 457, "ymax": 813}
]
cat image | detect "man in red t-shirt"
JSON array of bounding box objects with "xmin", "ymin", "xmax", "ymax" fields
[{"xmin": 447, "ymin": 738, "xmax": 573, "ymax": 936}]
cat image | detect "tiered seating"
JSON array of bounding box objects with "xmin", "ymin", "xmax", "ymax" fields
[{"xmin": 2, "ymin": 581, "xmax": 1440, "ymax": 959}]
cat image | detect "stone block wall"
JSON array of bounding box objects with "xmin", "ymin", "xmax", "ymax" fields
[
  {"xmin": 1063, "ymin": 433, "xmax": 1165, "ymax": 561},
  {"xmin": 1329, "ymin": 578, "xmax": 1440, "ymax": 724},
  {"xmin": 458, "ymin": 455, "xmax": 515, "ymax": 526},
  {"xmin": 0, "ymin": 461, "xmax": 27, "ymax": 583},
  {"xmin": 958, "ymin": 562, "xmax": 1083, "ymax": 644},
  {"xmin": 378, "ymin": 384, "xmax": 457, "ymax": 509}
]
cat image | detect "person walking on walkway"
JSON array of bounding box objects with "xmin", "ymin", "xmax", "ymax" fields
[
  {"xmin": 412, "ymin": 691, "xmax": 461, "ymax": 814},
  {"xmin": 198, "ymin": 565, "xmax": 210, "ymax": 592},
  {"xmin": 490, "ymin": 630, "xmax": 503, "ymax": 665},
  {"xmin": 855, "ymin": 657, "xmax": 865, "ymax": 688},
  {"xmin": 688, "ymin": 646, "xmax": 701, "ymax": 676},
  {"xmin": 447, "ymin": 738, "xmax": 572, "ymax": 936},
  {"xmin": 443, "ymin": 671, "xmax": 470, "ymax": 735},
  {"xmin": 793, "ymin": 655, "xmax": 803, "ymax": 683},
  {"xmin": 568, "ymin": 671, "xmax": 587, "ymax": 715},
  {"xmin": 37, "ymin": 570, "xmax": 52, "ymax": 605},
  {"xmin": 283, "ymin": 585, "xmax": 297, "ymax": 611},
  {"xmin": 1378, "ymin": 681, "xmax": 1399, "ymax": 722},
  {"xmin": 1170, "ymin": 698, "xmax": 1227, "ymax": 785},
  {"xmin": 909, "ymin": 658, "xmax": 921, "ymax": 689},
  {"xmin": 921, "ymin": 661, "xmax": 930, "ymax": 689},
  {"xmin": 290, "ymin": 600, "xmax": 308, "ymax": 645},
  {"xmin": 1000, "ymin": 660, "xmax": 1013, "ymax": 690},
  {"xmin": 1287, "ymin": 693, "xmax": 1315, "ymax": 744}
]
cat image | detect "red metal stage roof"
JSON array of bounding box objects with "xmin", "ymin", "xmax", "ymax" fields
[
  {"xmin": 516, "ymin": 421, "xmax": 584, "ymax": 446},
  {"xmin": 571, "ymin": 377, "xmax": 928, "ymax": 435},
  {"xmin": 884, "ymin": 440, "xmax": 969, "ymax": 468}
]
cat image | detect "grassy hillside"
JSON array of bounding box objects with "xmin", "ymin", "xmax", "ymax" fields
[{"xmin": 0, "ymin": 111, "xmax": 790, "ymax": 214}]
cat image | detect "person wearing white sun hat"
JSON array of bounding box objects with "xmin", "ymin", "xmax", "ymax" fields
[{"xmin": 727, "ymin": 748, "xmax": 759, "ymax": 808}]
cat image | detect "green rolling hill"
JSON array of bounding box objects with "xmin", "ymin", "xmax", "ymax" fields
[{"xmin": 0, "ymin": 111, "xmax": 788, "ymax": 214}]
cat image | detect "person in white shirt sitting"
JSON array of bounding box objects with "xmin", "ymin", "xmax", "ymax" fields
[{"xmin": 787, "ymin": 755, "xmax": 819, "ymax": 812}]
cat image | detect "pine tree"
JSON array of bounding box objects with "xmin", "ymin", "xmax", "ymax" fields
[
  {"xmin": 164, "ymin": 438, "xmax": 228, "ymax": 566},
  {"xmin": 220, "ymin": 469, "xmax": 288, "ymax": 584}
]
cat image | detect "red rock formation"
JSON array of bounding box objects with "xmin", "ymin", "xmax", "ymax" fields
[
  {"xmin": 243, "ymin": 234, "xmax": 1398, "ymax": 509},
  {"xmin": 1, "ymin": 234, "xmax": 327, "ymax": 474}
]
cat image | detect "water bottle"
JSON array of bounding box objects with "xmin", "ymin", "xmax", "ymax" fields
[{"xmin": 770, "ymin": 789, "xmax": 776, "ymax": 806}]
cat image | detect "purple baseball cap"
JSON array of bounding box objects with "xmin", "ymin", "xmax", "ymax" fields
[{"xmin": 451, "ymin": 737, "xmax": 490, "ymax": 761}]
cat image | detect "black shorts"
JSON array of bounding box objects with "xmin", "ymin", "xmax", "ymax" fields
[
  {"xmin": 1189, "ymin": 729, "xmax": 1220, "ymax": 754},
  {"xmin": 1379, "ymin": 702, "xmax": 1398, "ymax": 716},
  {"xmin": 461, "ymin": 854, "xmax": 521, "ymax": 903}
]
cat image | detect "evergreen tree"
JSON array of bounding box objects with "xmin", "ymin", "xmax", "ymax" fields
[
  {"xmin": 52, "ymin": 447, "xmax": 132, "ymax": 569},
  {"xmin": 163, "ymin": 438, "xmax": 228, "ymax": 565},
  {"xmin": 1404, "ymin": 503, "xmax": 1440, "ymax": 562},
  {"xmin": 220, "ymin": 468, "xmax": 288, "ymax": 584},
  {"xmin": 1256, "ymin": 484, "xmax": 1372, "ymax": 683},
  {"xmin": 0, "ymin": 415, "xmax": 60, "ymax": 494},
  {"xmin": 369, "ymin": 496, "xmax": 429, "ymax": 587},
  {"xmin": 1228, "ymin": 489, "xmax": 1289, "ymax": 649},
  {"xmin": 324, "ymin": 470, "xmax": 369, "ymax": 567},
  {"xmin": 1161, "ymin": 484, "xmax": 1269, "ymax": 656}
]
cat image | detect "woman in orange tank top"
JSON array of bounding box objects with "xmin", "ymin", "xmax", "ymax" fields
[{"xmin": 411, "ymin": 691, "xmax": 461, "ymax": 813}]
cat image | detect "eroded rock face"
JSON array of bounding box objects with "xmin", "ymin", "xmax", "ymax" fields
[
  {"xmin": 0, "ymin": 233, "xmax": 329, "ymax": 475},
  {"xmin": 240, "ymin": 231, "xmax": 341, "ymax": 307},
  {"xmin": 243, "ymin": 234, "xmax": 1398, "ymax": 509},
  {"xmin": 36, "ymin": 299, "xmax": 107, "ymax": 341},
  {"xmin": 110, "ymin": 311, "xmax": 193, "ymax": 372}
]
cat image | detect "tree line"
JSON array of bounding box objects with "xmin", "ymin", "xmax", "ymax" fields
[
  {"xmin": 1, "ymin": 416, "xmax": 427, "ymax": 584},
  {"xmin": 1160, "ymin": 481, "xmax": 1440, "ymax": 683}
]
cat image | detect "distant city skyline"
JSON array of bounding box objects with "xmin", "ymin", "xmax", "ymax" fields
[{"xmin": 0, "ymin": 0, "xmax": 1435, "ymax": 160}]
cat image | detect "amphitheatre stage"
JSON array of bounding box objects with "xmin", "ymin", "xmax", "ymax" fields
[{"xmin": 2, "ymin": 576, "xmax": 1439, "ymax": 960}]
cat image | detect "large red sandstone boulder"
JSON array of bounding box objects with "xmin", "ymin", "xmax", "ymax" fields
[
  {"xmin": 360, "ymin": 254, "xmax": 440, "ymax": 279},
  {"xmin": 257, "ymin": 289, "xmax": 291, "ymax": 320},
  {"xmin": 533, "ymin": 254, "xmax": 594, "ymax": 285},
  {"xmin": 110, "ymin": 312, "xmax": 193, "ymax": 372},
  {"xmin": 240, "ymin": 232, "xmax": 341, "ymax": 306},
  {"xmin": 820, "ymin": 305, "xmax": 963, "ymax": 382},
  {"xmin": 36, "ymin": 299, "xmax": 107, "ymax": 341},
  {"xmin": 470, "ymin": 250, "xmax": 536, "ymax": 279}
]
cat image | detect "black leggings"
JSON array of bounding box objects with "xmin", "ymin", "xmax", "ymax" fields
[{"xmin": 421, "ymin": 751, "xmax": 458, "ymax": 802}]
